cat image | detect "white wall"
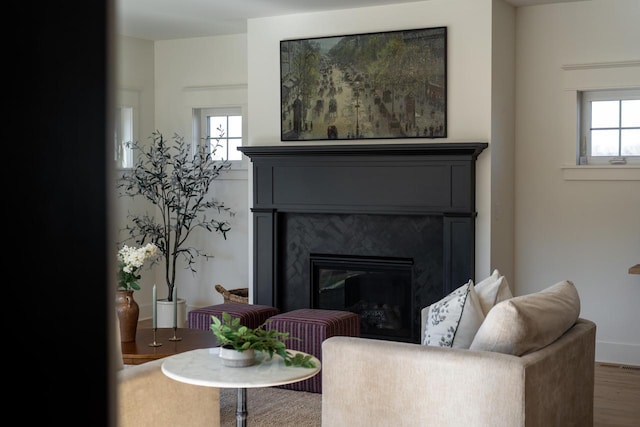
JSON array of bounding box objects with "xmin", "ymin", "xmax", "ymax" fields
[
  {"xmin": 514, "ymin": 0, "xmax": 640, "ymax": 365},
  {"xmin": 489, "ymin": 0, "xmax": 516, "ymax": 283},
  {"xmin": 248, "ymin": 0, "xmax": 493, "ymax": 145}
]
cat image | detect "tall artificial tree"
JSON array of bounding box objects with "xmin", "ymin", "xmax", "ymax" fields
[{"xmin": 118, "ymin": 130, "xmax": 233, "ymax": 301}]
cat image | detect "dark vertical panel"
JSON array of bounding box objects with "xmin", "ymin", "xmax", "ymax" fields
[
  {"xmin": 444, "ymin": 216, "xmax": 473, "ymax": 293},
  {"xmin": 254, "ymin": 164, "xmax": 274, "ymax": 206},
  {"xmin": 20, "ymin": 0, "xmax": 111, "ymax": 422},
  {"xmin": 254, "ymin": 210, "xmax": 275, "ymax": 306},
  {"xmin": 451, "ymin": 163, "xmax": 472, "ymax": 209}
]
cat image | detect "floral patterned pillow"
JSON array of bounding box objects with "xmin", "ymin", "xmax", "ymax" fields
[{"xmin": 423, "ymin": 280, "xmax": 485, "ymax": 348}]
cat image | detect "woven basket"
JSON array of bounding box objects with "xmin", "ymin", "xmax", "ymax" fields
[{"xmin": 215, "ymin": 284, "xmax": 249, "ymax": 304}]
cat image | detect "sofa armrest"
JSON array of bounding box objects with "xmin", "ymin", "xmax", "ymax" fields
[
  {"xmin": 322, "ymin": 336, "xmax": 526, "ymax": 427},
  {"xmin": 517, "ymin": 318, "xmax": 596, "ymax": 425},
  {"xmin": 321, "ymin": 318, "xmax": 595, "ymax": 427},
  {"xmin": 117, "ymin": 359, "xmax": 220, "ymax": 427}
]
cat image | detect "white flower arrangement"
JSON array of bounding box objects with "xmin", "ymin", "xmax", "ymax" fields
[{"xmin": 117, "ymin": 243, "xmax": 160, "ymax": 291}]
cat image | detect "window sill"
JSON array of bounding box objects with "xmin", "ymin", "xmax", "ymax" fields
[
  {"xmin": 221, "ymin": 168, "xmax": 248, "ymax": 181},
  {"xmin": 114, "ymin": 166, "xmax": 248, "ymax": 180},
  {"xmin": 561, "ymin": 165, "xmax": 640, "ymax": 181}
]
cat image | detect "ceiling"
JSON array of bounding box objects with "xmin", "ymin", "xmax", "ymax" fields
[{"xmin": 116, "ymin": 0, "xmax": 584, "ymax": 41}]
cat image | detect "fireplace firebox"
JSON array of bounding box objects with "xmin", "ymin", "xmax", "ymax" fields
[
  {"xmin": 311, "ymin": 254, "xmax": 413, "ymax": 341},
  {"xmin": 238, "ymin": 142, "xmax": 487, "ymax": 344}
]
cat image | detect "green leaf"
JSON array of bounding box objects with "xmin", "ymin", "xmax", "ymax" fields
[{"xmin": 222, "ymin": 311, "xmax": 231, "ymax": 324}]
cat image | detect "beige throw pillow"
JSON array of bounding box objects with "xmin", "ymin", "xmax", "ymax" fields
[
  {"xmin": 469, "ymin": 280, "xmax": 580, "ymax": 356},
  {"xmin": 475, "ymin": 269, "xmax": 500, "ymax": 289},
  {"xmin": 423, "ymin": 280, "xmax": 484, "ymax": 348},
  {"xmin": 475, "ymin": 273, "xmax": 513, "ymax": 315}
]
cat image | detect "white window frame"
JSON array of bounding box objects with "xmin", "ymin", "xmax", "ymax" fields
[
  {"xmin": 579, "ymin": 88, "xmax": 640, "ymax": 166},
  {"xmin": 195, "ymin": 106, "xmax": 247, "ymax": 169},
  {"xmin": 560, "ymin": 61, "xmax": 640, "ymax": 181}
]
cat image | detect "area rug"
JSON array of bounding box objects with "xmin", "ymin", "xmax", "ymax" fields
[{"xmin": 219, "ymin": 387, "xmax": 322, "ymax": 426}]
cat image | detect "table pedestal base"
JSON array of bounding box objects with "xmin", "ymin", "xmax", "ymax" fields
[{"xmin": 236, "ymin": 388, "xmax": 247, "ymax": 427}]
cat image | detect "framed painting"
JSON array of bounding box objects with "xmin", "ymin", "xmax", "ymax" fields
[{"xmin": 280, "ymin": 26, "xmax": 447, "ymax": 141}]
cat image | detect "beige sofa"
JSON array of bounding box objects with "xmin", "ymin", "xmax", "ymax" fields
[
  {"xmin": 113, "ymin": 320, "xmax": 220, "ymax": 427},
  {"xmin": 321, "ymin": 280, "xmax": 596, "ymax": 427}
]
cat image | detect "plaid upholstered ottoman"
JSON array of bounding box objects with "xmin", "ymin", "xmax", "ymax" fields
[
  {"xmin": 265, "ymin": 308, "xmax": 360, "ymax": 393},
  {"xmin": 187, "ymin": 302, "xmax": 279, "ymax": 331}
]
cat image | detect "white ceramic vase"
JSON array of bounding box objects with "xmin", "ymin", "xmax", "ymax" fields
[
  {"xmin": 156, "ymin": 298, "xmax": 187, "ymax": 328},
  {"xmin": 219, "ymin": 346, "xmax": 256, "ymax": 367}
]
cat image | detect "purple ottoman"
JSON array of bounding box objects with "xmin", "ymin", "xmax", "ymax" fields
[
  {"xmin": 265, "ymin": 308, "xmax": 360, "ymax": 393},
  {"xmin": 188, "ymin": 302, "xmax": 279, "ymax": 331}
]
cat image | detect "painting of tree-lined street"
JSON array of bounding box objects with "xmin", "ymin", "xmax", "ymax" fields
[{"xmin": 280, "ymin": 27, "xmax": 446, "ymax": 141}]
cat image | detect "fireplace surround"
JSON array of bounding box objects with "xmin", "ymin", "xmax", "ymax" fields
[{"xmin": 238, "ymin": 142, "xmax": 487, "ymax": 343}]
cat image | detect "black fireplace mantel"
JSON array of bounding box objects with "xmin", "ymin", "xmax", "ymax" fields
[
  {"xmin": 238, "ymin": 142, "xmax": 488, "ymax": 328},
  {"xmin": 239, "ymin": 142, "xmax": 487, "ymax": 157}
]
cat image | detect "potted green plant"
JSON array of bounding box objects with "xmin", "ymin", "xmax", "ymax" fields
[
  {"xmin": 211, "ymin": 312, "xmax": 317, "ymax": 368},
  {"xmin": 118, "ymin": 130, "xmax": 234, "ymax": 326}
]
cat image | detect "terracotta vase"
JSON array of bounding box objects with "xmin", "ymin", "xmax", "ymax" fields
[{"xmin": 116, "ymin": 290, "xmax": 139, "ymax": 342}]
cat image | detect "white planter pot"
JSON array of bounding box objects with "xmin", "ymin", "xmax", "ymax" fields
[
  {"xmin": 156, "ymin": 298, "xmax": 187, "ymax": 328},
  {"xmin": 219, "ymin": 346, "xmax": 256, "ymax": 367}
]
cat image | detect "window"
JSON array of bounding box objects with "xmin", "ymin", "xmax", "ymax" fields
[
  {"xmin": 198, "ymin": 107, "xmax": 243, "ymax": 162},
  {"xmin": 115, "ymin": 89, "xmax": 139, "ymax": 169},
  {"xmin": 114, "ymin": 106, "xmax": 134, "ymax": 169},
  {"xmin": 580, "ymin": 89, "xmax": 640, "ymax": 165}
]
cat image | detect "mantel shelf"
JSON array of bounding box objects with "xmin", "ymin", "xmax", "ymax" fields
[{"xmin": 239, "ymin": 142, "xmax": 488, "ymax": 158}]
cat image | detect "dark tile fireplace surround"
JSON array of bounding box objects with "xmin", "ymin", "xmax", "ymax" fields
[{"xmin": 239, "ymin": 142, "xmax": 487, "ymax": 343}]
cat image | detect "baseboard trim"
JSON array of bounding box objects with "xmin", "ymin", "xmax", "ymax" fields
[
  {"xmin": 596, "ymin": 341, "xmax": 640, "ymax": 366},
  {"xmin": 596, "ymin": 362, "xmax": 640, "ymax": 370}
]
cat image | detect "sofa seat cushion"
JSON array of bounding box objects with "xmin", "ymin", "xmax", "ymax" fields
[
  {"xmin": 423, "ymin": 280, "xmax": 484, "ymax": 348},
  {"xmin": 469, "ymin": 280, "xmax": 580, "ymax": 356}
]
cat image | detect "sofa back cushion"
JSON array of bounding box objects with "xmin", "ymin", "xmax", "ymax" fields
[{"xmin": 469, "ymin": 280, "xmax": 580, "ymax": 356}]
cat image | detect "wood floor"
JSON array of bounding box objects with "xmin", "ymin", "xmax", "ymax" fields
[
  {"xmin": 139, "ymin": 320, "xmax": 639, "ymax": 425},
  {"xmin": 594, "ymin": 362, "xmax": 640, "ymax": 426}
]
